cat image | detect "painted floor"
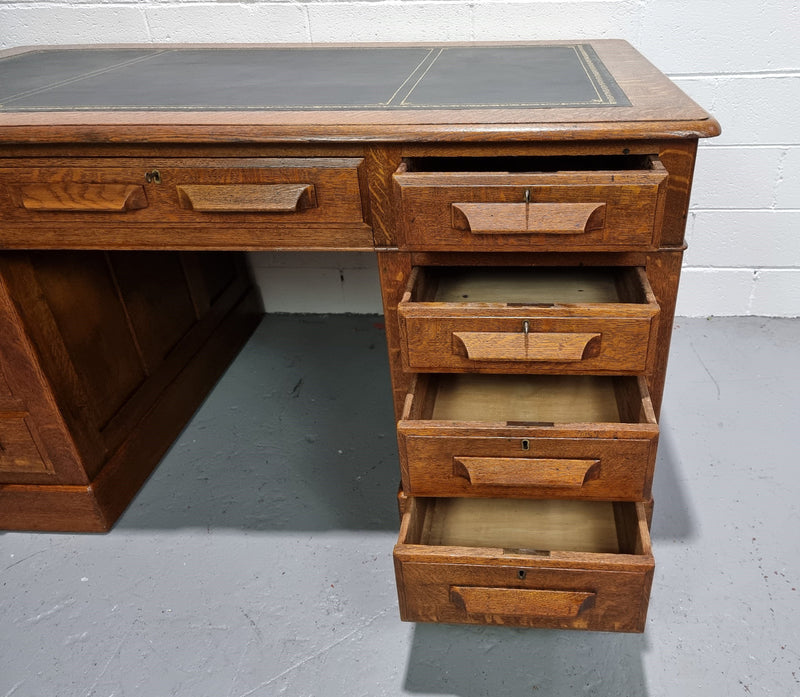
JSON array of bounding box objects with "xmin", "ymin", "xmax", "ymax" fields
[{"xmin": 1, "ymin": 315, "xmax": 798, "ymax": 697}]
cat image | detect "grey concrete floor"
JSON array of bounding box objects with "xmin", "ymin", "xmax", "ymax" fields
[{"xmin": 1, "ymin": 315, "xmax": 799, "ymax": 697}]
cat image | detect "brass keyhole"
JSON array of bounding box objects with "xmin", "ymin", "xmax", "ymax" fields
[
  {"xmin": 521, "ymin": 439, "xmax": 530, "ymax": 451},
  {"xmin": 145, "ymin": 169, "xmax": 162, "ymax": 184},
  {"xmin": 517, "ymin": 569, "xmax": 527, "ymax": 580}
]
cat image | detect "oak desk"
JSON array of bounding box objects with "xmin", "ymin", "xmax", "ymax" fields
[{"xmin": 0, "ymin": 41, "xmax": 718, "ymax": 631}]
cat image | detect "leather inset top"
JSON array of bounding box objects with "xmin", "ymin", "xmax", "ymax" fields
[{"xmin": 0, "ymin": 45, "xmax": 629, "ymax": 111}]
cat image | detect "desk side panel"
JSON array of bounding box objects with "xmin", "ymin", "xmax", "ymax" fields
[{"xmin": 0, "ymin": 250, "xmax": 261, "ymax": 531}]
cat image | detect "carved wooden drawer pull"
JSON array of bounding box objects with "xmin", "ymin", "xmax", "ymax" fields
[
  {"xmin": 451, "ymin": 201, "xmax": 606, "ymax": 235},
  {"xmin": 450, "ymin": 587, "xmax": 597, "ymax": 618},
  {"xmin": 18, "ymin": 184, "xmax": 148, "ymax": 212},
  {"xmin": 453, "ymin": 457, "xmax": 601, "ymax": 488},
  {"xmin": 452, "ymin": 331, "xmax": 601, "ymax": 362},
  {"xmin": 176, "ymin": 183, "xmax": 316, "ymax": 213}
]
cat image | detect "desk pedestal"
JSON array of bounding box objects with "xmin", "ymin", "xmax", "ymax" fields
[{"xmin": 0, "ymin": 250, "xmax": 261, "ymax": 531}]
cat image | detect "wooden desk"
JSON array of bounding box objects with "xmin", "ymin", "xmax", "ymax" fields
[{"xmin": 0, "ymin": 41, "xmax": 719, "ymax": 631}]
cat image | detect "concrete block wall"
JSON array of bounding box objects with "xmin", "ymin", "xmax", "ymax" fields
[{"xmin": 1, "ymin": 0, "xmax": 798, "ymax": 316}]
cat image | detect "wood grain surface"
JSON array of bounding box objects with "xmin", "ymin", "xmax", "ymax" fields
[
  {"xmin": 0, "ymin": 250, "xmax": 261, "ymax": 529},
  {"xmin": 0, "ymin": 41, "xmax": 720, "ymax": 144},
  {"xmin": 398, "ymin": 266, "xmax": 660, "ymax": 374},
  {"xmin": 395, "ymin": 162, "xmax": 668, "ymax": 251},
  {"xmin": 394, "ymin": 498, "xmax": 654, "ymax": 630},
  {"xmin": 401, "ymin": 434, "xmax": 656, "ymax": 500}
]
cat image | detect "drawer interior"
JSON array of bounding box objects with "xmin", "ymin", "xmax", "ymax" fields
[
  {"xmin": 412, "ymin": 374, "xmax": 652, "ymax": 425},
  {"xmin": 408, "ymin": 266, "xmax": 654, "ymax": 306},
  {"xmin": 404, "ymin": 497, "xmax": 647, "ymax": 555},
  {"xmin": 403, "ymin": 154, "xmax": 657, "ymax": 173}
]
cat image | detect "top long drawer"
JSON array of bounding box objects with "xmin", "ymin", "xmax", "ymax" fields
[
  {"xmin": 393, "ymin": 156, "xmax": 668, "ymax": 252},
  {"xmin": 0, "ymin": 157, "xmax": 369, "ymax": 248}
]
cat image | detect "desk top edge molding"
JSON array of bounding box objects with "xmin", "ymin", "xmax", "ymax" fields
[{"xmin": 0, "ymin": 41, "xmax": 720, "ymax": 144}]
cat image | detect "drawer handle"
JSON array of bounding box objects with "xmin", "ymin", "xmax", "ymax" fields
[
  {"xmin": 453, "ymin": 331, "xmax": 601, "ymax": 362},
  {"xmin": 18, "ymin": 184, "xmax": 148, "ymax": 212},
  {"xmin": 176, "ymin": 184, "xmax": 316, "ymax": 213},
  {"xmin": 453, "ymin": 457, "xmax": 601, "ymax": 488},
  {"xmin": 451, "ymin": 202, "xmax": 606, "ymax": 235},
  {"xmin": 450, "ymin": 587, "xmax": 596, "ymax": 618}
]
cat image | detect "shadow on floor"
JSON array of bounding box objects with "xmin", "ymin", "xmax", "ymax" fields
[
  {"xmin": 648, "ymin": 413, "xmax": 697, "ymax": 542},
  {"xmin": 404, "ymin": 622, "xmax": 650, "ymax": 696},
  {"xmin": 116, "ymin": 314, "xmax": 401, "ymax": 531}
]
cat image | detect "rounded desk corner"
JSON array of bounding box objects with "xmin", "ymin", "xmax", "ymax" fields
[{"xmin": 701, "ymin": 116, "xmax": 722, "ymax": 138}]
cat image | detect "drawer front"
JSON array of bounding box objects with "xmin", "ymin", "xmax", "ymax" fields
[
  {"xmin": 394, "ymin": 162, "xmax": 667, "ymax": 251},
  {"xmin": 0, "ymin": 157, "xmax": 370, "ymax": 248},
  {"xmin": 401, "ymin": 315, "xmax": 656, "ymax": 374},
  {"xmin": 0, "ymin": 416, "xmax": 51, "ymax": 475},
  {"xmin": 396, "ymin": 561, "xmax": 651, "ymax": 631},
  {"xmin": 395, "ymin": 498, "xmax": 653, "ymax": 632},
  {"xmin": 400, "ymin": 435, "xmax": 656, "ymax": 500},
  {"xmin": 398, "ymin": 266, "xmax": 660, "ymax": 374}
]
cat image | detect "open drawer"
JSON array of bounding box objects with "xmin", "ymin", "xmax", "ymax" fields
[
  {"xmin": 398, "ymin": 266, "xmax": 660, "ymax": 374},
  {"xmin": 393, "ymin": 155, "xmax": 668, "ymax": 252},
  {"xmin": 398, "ymin": 374, "xmax": 658, "ymax": 500},
  {"xmin": 394, "ymin": 497, "xmax": 654, "ymax": 631}
]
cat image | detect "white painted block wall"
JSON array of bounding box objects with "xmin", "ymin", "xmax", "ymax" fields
[{"xmin": 2, "ymin": 0, "xmax": 798, "ymax": 316}]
